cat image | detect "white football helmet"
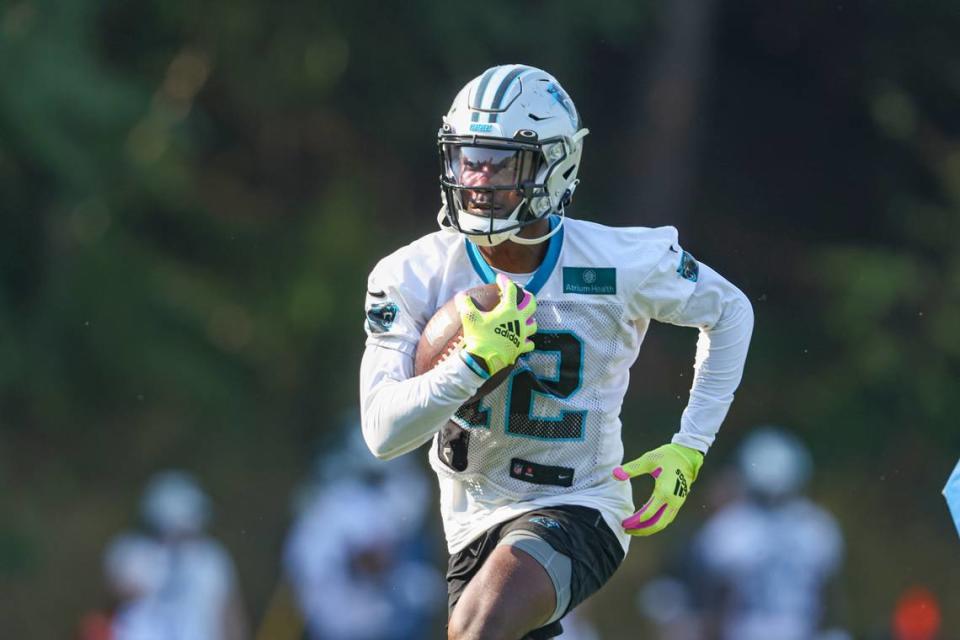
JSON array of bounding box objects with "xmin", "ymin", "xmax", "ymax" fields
[
  {"xmin": 738, "ymin": 427, "xmax": 813, "ymax": 500},
  {"xmin": 438, "ymin": 64, "xmax": 589, "ymax": 246},
  {"xmin": 140, "ymin": 469, "xmax": 211, "ymax": 537}
]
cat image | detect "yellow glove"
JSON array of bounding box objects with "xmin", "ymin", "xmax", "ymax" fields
[
  {"xmin": 613, "ymin": 443, "xmax": 704, "ymax": 536},
  {"xmin": 455, "ymin": 273, "xmax": 537, "ymax": 375}
]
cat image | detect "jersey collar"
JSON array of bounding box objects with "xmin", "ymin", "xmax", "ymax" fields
[{"xmin": 464, "ymin": 216, "xmax": 563, "ymax": 295}]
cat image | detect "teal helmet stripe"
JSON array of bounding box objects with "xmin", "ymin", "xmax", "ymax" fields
[
  {"xmin": 471, "ymin": 67, "xmax": 500, "ymax": 109},
  {"xmin": 492, "ymin": 65, "xmax": 531, "ymax": 108},
  {"xmin": 488, "ymin": 65, "xmax": 532, "ymax": 123},
  {"xmin": 480, "ymin": 66, "xmax": 516, "ymax": 109}
]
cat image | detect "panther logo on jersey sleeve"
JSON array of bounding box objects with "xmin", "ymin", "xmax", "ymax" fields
[{"xmin": 366, "ymin": 301, "xmax": 399, "ymax": 334}]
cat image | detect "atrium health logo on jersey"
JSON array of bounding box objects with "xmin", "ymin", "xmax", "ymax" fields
[
  {"xmin": 562, "ymin": 267, "xmax": 616, "ymax": 295},
  {"xmin": 366, "ymin": 302, "xmax": 399, "ymax": 334}
]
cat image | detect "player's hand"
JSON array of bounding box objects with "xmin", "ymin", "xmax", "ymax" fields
[
  {"xmin": 613, "ymin": 443, "xmax": 704, "ymax": 536},
  {"xmin": 455, "ymin": 273, "xmax": 537, "ymax": 375}
]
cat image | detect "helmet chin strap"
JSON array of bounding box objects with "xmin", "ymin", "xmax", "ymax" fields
[
  {"xmin": 455, "ymin": 197, "xmax": 568, "ymax": 247},
  {"xmin": 466, "ymin": 230, "xmax": 511, "ymax": 247},
  {"xmin": 437, "ymin": 206, "xmax": 457, "ymax": 233},
  {"xmin": 510, "ymin": 179, "xmax": 576, "ymax": 246},
  {"xmin": 509, "ymin": 207, "xmax": 564, "ymax": 245},
  {"xmin": 456, "ymin": 198, "xmax": 526, "ymax": 247}
]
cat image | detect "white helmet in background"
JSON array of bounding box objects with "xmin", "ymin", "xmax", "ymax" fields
[
  {"xmin": 140, "ymin": 470, "xmax": 211, "ymax": 537},
  {"xmin": 438, "ymin": 64, "xmax": 589, "ymax": 246},
  {"xmin": 738, "ymin": 427, "xmax": 813, "ymax": 500}
]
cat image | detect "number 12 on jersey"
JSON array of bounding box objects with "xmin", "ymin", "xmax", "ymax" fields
[{"xmin": 455, "ymin": 331, "xmax": 585, "ymax": 441}]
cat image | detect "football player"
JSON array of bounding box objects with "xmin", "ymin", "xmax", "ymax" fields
[
  {"xmin": 360, "ymin": 64, "xmax": 754, "ymax": 640},
  {"xmin": 691, "ymin": 428, "xmax": 847, "ymax": 640}
]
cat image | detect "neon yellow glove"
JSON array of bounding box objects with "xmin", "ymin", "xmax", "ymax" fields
[
  {"xmin": 613, "ymin": 443, "xmax": 704, "ymax": 536},
  {"xmin": 455, "ymin": 273, "xmax": 537, "ymax": 375}
]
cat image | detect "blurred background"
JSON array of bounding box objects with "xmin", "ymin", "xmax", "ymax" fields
[{"xmin": 0, "ymin": 0, "xmax": 958, "ymax": 638}]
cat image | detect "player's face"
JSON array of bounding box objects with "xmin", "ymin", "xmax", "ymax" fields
[{"xmin": 450, "ymin": 147, "xmax": 527, "ymax": 218}]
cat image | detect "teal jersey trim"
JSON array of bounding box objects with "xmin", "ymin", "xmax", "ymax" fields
[
  {"xmin": 525, "ymin": 217, "xmax": 563, "ymax": 294},
  {"xmin": 465, "ymin": 238, "xmax": 497, "ymax": 284},
  {"xmin": 464, "ymin": 216, "xmax": 563, "ymax": 295}
]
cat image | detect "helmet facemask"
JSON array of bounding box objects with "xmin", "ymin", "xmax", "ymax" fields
[{"xmin": 439, "ymin": 132, "xmax": 548, "ymax": 246}]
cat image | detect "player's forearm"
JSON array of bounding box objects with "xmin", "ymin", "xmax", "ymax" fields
[
  {"xmin": 673, "ymin": 277, "xmax": 754, "ymax": 453},
  {"xmin": 360, "ymin": 346, "xmax": 482, "ymax": 460}
]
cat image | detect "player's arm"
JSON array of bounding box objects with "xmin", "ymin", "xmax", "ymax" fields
[
  {"xmin": 360, "ymin": 271, "xmax": 535, "ymax": 461},
  {"xmin": 662, "ymin": 260, "xmax": 754, "ymax": 453},
  {"xmin": 360, "ymin": 343, "xmax": 486, "ymax": 460},
  {"xmin": 616, "ymin": 233, "xmax": 754, "ymax": 535},
  {"xmin": 628, "ymin": 238, "xmax": 754, "ymax": 452}
]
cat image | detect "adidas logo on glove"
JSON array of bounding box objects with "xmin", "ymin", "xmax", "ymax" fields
[
  {"xmin": 494, "ymin": 320, "xmax": 521, "ymax": 347},
  {"xmin": 674, "ymin": 469, "xmax": 689, "ymax": 497}
]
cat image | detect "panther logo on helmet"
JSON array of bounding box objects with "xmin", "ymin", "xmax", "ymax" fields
[{"xmin": 545, "ymin": 82, "xmax": 578, "ymax": 128}]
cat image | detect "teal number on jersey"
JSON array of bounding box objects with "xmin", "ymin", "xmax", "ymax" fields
[
  {"xmin": 453, "ymin": 330, "xmax": 585, "ymax": 440},
  {"xmin": 507, "ymin": 331, "xmax": 585, "ymax": 440}
]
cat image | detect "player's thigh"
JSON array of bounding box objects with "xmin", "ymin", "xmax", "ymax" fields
[{"xmin": 447, "ymin": 544, "xmax": 555, "ymax": 640}]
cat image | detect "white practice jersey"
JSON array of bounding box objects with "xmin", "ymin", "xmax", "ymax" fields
[{"xmin": 360, "ymin": 216, "xmax": 753, "ymax": 554}]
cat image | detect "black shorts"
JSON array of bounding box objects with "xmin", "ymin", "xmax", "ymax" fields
[{"xmin": 446, "ymin": 505, "xmax": 624, "ymax": 640}]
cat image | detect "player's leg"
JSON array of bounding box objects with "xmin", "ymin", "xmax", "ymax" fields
[
  {"xmin": 447, "ymin": 542, "xmax": 557, "ymax": 640},
  {"xmin": 447, "ymin": 506, "xmax": 622, "ymax": 640}
]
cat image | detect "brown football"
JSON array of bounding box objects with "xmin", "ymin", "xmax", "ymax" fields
[{"xmin": 414, "ymin": 282, "xmax": 523, "ymax": 399}]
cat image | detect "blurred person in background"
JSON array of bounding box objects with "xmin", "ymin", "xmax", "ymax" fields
[
  {"xmin": 639, "ymin": 426, "xmax": 847, "ymax": 640},
  {"xmin": 279, "ymin": 425, "xmax": 444, "ymax": 640},
  {"xmin": 554, "ymin": 607, "xmax": 600, "ymax": 640},
  {"xmin": 77, "ymin": 532, "xmax": 171, "ymax": 640},
  {"xmin": 693, "ymin": 427, "xmax": 848, "ymax": 640},
  {"xmin": 140, "ymin": 470, "xmax": 249, "ymax": 640}
]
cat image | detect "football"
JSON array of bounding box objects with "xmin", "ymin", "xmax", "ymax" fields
[{"xmin": 414, "ymin": 282, "xmax": 523, "ymax": 399}]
